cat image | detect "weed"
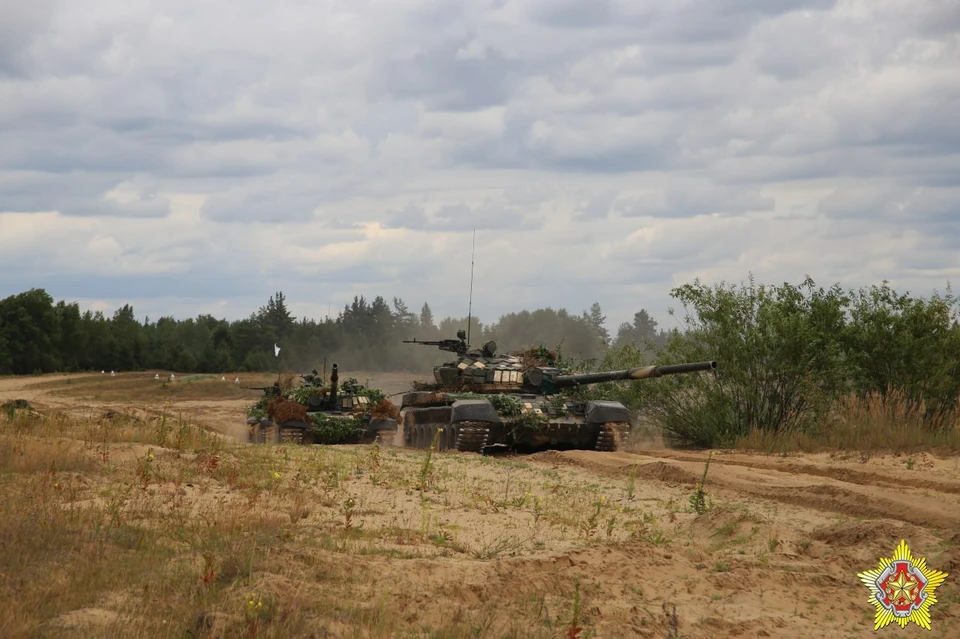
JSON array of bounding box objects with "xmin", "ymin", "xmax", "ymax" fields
[
  {"xmin": 567, "ymin": 581, "xmax": 583, "ymax": 639},
  {"xmin": 768, "ymin": 532, "xmax": 781, "ymax": 552},
  {"xmin": 418, "ymin": 428, "xmax": 441, "ymax": 491},
  {"xmin": 663, "ymin": 602, "xmax": 680, "ymax": 639},
  {"xmin": 606, "ymin": 512, "xmax": 617, "ymax": 538},
  {"xmin": 689, "ymin": 451, "xmax": 713, "ymax": 515},
  {"xmin": 626, "ymin": 463, "xmax": 639, "ymax": 500},
  {"xmin": 583, "ymin": 495, "xmax": 607, "ymax": 538},
  {"xmin": 342, "ymin": 497, "xmax": 356, "ymax": 530}
]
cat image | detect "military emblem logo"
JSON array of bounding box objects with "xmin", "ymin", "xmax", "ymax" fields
[{"xmin": 857, "ymin": 539, "xmax": 948, "ymax": 630}]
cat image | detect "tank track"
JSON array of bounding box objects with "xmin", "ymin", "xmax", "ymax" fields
[
  {"xmin": 595, "ymin": 422, "xmax": 628, "ymax": 452},
  {"xmin": 404, "ymin": 423, "xmax": 440, "ymax": 449},
  {"xmin": 455, "ymin": 421, "xmax": 490, "ymax": 453}
]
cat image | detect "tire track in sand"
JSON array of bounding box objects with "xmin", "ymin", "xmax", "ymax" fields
[{"xmin": 529, "ymin": 450, "xmax": 960, "ymax": 531}]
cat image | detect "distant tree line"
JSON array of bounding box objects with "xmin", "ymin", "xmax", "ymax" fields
[{"xmin": 0, "ymin": 288, "xmax": 670, "ymax": 376}]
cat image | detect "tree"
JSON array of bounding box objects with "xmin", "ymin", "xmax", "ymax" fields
[
  {"xmin": 582, "ymin": 302, "xmax": 610, "ymax": 345},
  {"xmin": 615, "ymin": 309, "xmax": 660, "ymax": 349},
  {"xmin": 392, "ymin": 297, "xmax": 417, "ymax": 336},
  {"xmin": 259, "ymin": 291, "xmax": 295, "ymax": 342},
  {"xmin": 419, "ymin": 302, "xmax": 435, "ymax": 330},
  {"xmin": 0, "ymin": 288, "xmax": 60, "ymax": 374}
]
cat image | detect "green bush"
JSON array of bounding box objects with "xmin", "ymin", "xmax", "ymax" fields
[{"xmin": 639, "ymin": 276, "xmax": 960, "ymax": 448}]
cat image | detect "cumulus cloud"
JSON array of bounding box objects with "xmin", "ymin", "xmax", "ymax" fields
[{"xmin": 2, "ymin": 0, "xmax": 958, "ymax": 332}]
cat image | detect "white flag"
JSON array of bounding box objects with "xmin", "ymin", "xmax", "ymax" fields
[{"xmin": 274, "ymin": 344, "xmax": 281, "ymax": 357}]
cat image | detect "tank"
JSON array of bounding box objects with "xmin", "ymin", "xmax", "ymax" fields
[
  {"xmin": 400, "ymin": 330, "xmax": 717, "ymax": 453},
  {"xmin": 245, "ymin": 363, "xmax": 399, "ymax": 446}
]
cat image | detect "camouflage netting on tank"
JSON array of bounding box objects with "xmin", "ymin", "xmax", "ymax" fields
[
  {"xmin": 371, "ymin": 398, "xmax": 400, "ymax": 421},
  {"xmin": 292, "ymin": 384, "xmax": 328, "ymax": 404},
  {"xmin": 267, "ymin": 397, "xmax": 308, "ymax": 423},
  {"xmin": 518, "ymin": 346, "xmax": 558, "ymax": 367}
]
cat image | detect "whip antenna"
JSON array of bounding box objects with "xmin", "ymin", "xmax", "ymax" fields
[{"xmin": 467, "ymin": 228, "xmax": 475, "ymax": 347}]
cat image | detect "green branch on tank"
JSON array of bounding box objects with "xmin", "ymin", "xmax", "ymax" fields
[{"xmin": 309, "ymin": 412, "xmax": 366, "ymax": 445}]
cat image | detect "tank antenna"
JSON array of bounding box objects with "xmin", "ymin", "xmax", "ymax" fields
[{"xmin": 467, "ymin": 228, "xmax": 476, "ymax": 347}]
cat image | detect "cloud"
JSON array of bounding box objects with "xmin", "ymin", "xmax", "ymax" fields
[
  {"xmin": 383, "ymin": 199, "xmax": 543, "ymax": 231},
  {"xmin": 1, "ymin": 0, "xmax": 958, "ymax": 334}
]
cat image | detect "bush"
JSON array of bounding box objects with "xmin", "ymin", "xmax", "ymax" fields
[{"xmin": 639, "ymin": 276, "xmax": 960, "ymax": 449}]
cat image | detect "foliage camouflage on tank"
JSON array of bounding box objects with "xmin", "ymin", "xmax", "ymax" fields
[
  {"xmin": 245, "ymin": 363, "xmax": 399, "ymax": 446},
  {"xmin": 401, "ymin": 330, "xmax": 717, "ymax": 454}
]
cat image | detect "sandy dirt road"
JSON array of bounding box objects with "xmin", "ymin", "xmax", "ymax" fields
[{"xmin": 3, "ymin": 372, "xmax": 959, "ymax": 637}]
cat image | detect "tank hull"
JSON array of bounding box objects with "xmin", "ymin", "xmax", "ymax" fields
[
  {"xmin": 398, "ymin": 392, "xmax": 631, "ymax": 454},
  {"xmin": 247, "ymin": 412, "xmax": 398, "ymax": 446}
]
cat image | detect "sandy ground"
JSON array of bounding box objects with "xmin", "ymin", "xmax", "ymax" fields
[{"xmin": 4, "ymin": 372, "xmax": 960, "ymax": 637}]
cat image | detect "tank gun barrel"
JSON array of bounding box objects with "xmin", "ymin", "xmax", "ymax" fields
[
  {"xmin": 329, "ymin": 363, "xmax": 339, "ymax": 407},
  {"xmin": 403, "ymin": 337, "xmax": 468, "ymax": 356},
  {"xmin": 551, "ymin": 360, "xmax": 717, "ymax": 388}
]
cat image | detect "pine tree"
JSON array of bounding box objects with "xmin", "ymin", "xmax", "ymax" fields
[{"xmin": 419, "ymin": 302, "xmax": 435, "ymax": 330}]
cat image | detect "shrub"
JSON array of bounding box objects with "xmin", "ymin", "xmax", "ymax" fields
[{"xmin": 639, "ymin": 275, "xmax": 960, "ymax": 448}]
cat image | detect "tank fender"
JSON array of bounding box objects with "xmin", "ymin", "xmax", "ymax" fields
[
  {"xmin": 584, "ymin": 400, "xmax": 630, "ymax": 425},
  {"xmin": 368, "ymin": 417, "xmax": 399, "ymax": 432},
  {"xmin": 450, "ymin": 399, "xmax": 502, "ymax": 424}
]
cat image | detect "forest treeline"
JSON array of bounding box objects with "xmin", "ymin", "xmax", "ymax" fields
[{"xmin": 0, "ymin": 288, "xmax": 670, "ymax": 376}]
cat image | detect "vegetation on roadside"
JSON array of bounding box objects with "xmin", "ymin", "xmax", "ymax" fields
[{"xmin": 573, "ymin": 276, "xmax": 960, "ymax": 452}]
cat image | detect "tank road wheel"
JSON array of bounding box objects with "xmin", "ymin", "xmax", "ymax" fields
[
  {"xmin": 416, "ymin": 424, "xmax": 437, "ymax": 449},
  {"xmin": 595, "ymin": 422, "xmax": 629, "ymax": 452},
  {"xmin": 455, "ymin": 421, "xmax": 490, "ymax": 453}
]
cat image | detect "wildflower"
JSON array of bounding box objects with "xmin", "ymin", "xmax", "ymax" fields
[
  {"xmin": 600, "ymin": 495, "xmax": 607, "ymax": 504},
  {"xmin": 273, "ymin": 472, "xmax": 280, "ymax": 479}
]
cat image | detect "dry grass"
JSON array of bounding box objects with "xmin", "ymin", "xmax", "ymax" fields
[
  {"xmin": 736, "ymin": 389, "xmax": 960, "ymax": 454},
  {"xmin": 0, "ymin": 405, "xmax": 678, "ymax": 638}
]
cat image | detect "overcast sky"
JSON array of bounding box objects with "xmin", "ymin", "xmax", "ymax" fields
[{"xmin": 2, "ymin": 0, "xmax": 958, "ymax": 335}]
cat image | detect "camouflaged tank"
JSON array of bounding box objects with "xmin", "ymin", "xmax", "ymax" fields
[
  {"xmin": 400, "ymin": 330, "xmax": 717, "ymax": 454},
  {"xmin": 245, "ymin": 363, "xmax": 399, "ymax": 446}
]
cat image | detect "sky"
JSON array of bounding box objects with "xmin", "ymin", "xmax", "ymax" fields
[{"xmin": 1, "ymin": 0, "xmax": 959, "ymax": 336}]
